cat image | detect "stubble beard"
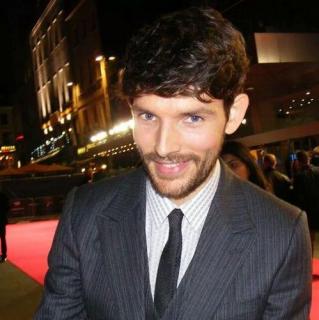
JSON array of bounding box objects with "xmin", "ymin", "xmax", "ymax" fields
[{"xmin": 140, "ymin": 149, "xmax": 220, "ymax": 200}]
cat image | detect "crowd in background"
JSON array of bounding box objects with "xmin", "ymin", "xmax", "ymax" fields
[{"xmin": 221, "ymin": 141, "xmax": 319, "ymax": 256}]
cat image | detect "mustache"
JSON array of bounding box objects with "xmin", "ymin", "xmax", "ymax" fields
[{"xmin": 143, "ymin": 152, "xmax": 200, "ymax": 163}]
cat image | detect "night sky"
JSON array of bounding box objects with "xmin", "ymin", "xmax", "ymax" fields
[{"xmin": 0, "ymin": 0, "xmax": 318, "ymax": 105}]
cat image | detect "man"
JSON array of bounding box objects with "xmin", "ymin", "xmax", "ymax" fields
[
  {"xmin": 35, "ymin": 7, "xmax": 312, "ymax": 319},
  {"xmin": 263, "ymin": 153, "xmax": 293, "ymax": 202},
  {"xmin": 293, "ymin": 150, "xmax": 319, "ymax": 256},
  {"xmin": 0, "ymin": 191, "xmax": 9, "ymax": 263}
]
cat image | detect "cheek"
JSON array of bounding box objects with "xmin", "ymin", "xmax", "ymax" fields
[
  {"xmin": 133, "ymin": 126, "xmax": 154, "ymax": 151},
  {"xmin": 236, "ymin": 165, "xmax": 250, "ymax": 180},
  {"xmin": 183, "ymin": 130, "xmax": 222, "ymax": 154}
]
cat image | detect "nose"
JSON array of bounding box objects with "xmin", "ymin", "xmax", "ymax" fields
[{"xmin": 154, "ymin": 122, "xmax": 180, "ymax": 158}]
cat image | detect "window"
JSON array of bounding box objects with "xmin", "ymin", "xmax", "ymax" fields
[
  {"xmin": 81, "ymin": 20, "xmax": 87, "ymax": 39},
  {"xmin": 0, "ymin": 114, "xmax": 8, "ymax": 125},
  {"xmin": 90, "ymin": 12, "xmax": 97, "ymax": 31},
  {"xmin": 2, "ymin": 132, "xmax": 11, "ymax": 145},
  {"xmin": 73, "ymin": 27, "xmax": 79, "ymax": 46}
]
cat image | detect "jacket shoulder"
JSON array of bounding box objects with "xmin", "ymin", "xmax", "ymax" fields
[
  {"xmin": 62, "ymin": 168, "xmax": 145, "ymax": 227},
  {"xmin": 237, "ymin": 177, "xmax": 302, "ymax": 227}
]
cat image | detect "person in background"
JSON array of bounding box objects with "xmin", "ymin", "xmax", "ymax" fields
[
  {"xmin": 311, "ymin": 146, "xmax": 319, "ymax": 167},
  {"xmin": 221, "ymin": 140, "xmax": 270, "ymax": 190},
  {"xmin": 35, "ymin": 7, "xmax": 311, "ymax": 320},
  {"xmin": 0, "ymin": 191, "xmax": 10, "ymax": 263},
  {"xmin": 293, "ymin": 150, "xmax": 319, "ymax": 256},
  {"xmin": 263, "ymin": 153, "xmax": 293, "ymax": 203}
]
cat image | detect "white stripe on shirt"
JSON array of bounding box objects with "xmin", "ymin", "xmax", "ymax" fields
[{"xmin": 145, "ymin": 160, "xmax": 221, "ymax": 297}]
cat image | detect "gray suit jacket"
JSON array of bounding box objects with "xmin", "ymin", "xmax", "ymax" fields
[{"xmin": 35, "ymin": 164, "xmax": 312, "ymax": 319}]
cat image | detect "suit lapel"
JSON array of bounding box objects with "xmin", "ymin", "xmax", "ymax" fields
[
  {"xmin": 169, "ymin": 164, "xmax": 257, "ymax": 320},
  {"xmin": 96, "ymin": 169, "xmax": 148, "ymax": 320}
]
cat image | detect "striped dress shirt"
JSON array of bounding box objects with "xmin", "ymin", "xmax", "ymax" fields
[{"xmin": 145, "ymin": 160, "xmax": 221, "ymax": 297}]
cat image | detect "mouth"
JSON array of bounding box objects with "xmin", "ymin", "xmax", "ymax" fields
[{"xmin": 153, "ymin": 160, "xmax": 190, "ymax": 176}]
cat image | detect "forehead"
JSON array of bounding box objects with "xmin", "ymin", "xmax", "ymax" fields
[
  {"xmin": 222, "ymin": 153, "xmax": 242, "ymax": 163},
  {"xmin": 131, "ymin": 94, "xmax": 224, "ymax": 114}
]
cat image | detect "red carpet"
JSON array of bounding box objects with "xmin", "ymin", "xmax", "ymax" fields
[
  {"xmin": 6, "ymin": 221, "xmax": 319, "ymax": 318},
  {"xmin": 6, "ymin": 220, "xmax": 58, "ymax": 284}
]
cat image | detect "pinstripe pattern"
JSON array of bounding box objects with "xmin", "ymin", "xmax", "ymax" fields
[
  {"xmin": 146, "ymin": 161, "xmax": 220, "ymax": 296},
  {"xmin": 34, "ymin": 164, "xmax": 312, "ymax": 320}
]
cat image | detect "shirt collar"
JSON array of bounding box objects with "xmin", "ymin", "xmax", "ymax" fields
[{"xmin": 146, "ymin": 160, "xmax": 221, "ymax": 231}]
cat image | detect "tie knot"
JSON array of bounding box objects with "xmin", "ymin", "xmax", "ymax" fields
[{"xmin": 168, "ymin": 209, "xmax": 183, "ymax": 229}]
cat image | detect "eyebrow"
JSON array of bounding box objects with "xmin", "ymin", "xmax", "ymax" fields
[
  {"xmin": 181, "ymin": 109, "xmax": 216, "ymax": 117},
  {"xmin": 130, "ymin": 105, "xmax": 150, "ymax": 113},
  {"xmin": 131, "ymin": 104, "xmax": 217, "ymax": 115}
]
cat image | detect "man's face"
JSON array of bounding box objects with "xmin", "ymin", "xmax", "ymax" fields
[{"xmin": 131, "ymin": 94, "xmax": 230, "ymax": 204}]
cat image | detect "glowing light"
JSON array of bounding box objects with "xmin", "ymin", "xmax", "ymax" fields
[
  {"xmin": 95, "ymin": 55, "xmax": 104, "ymax": 62},
  {"xmin": 16, "ymin": 134, "xmax": 24, "ymax": 141},
  {"xmin": 306, "ymin": 91, "xmax": 311, "ymax": 95},
  {"xmin": 66, "ymin": 114, "xmax": 72, "ymax": 121},
  {"xmin": 90, "ymin": 131, "xmax": 108, "ymax": 142},
  {"xmin": 101, "ymin": 164, "xmax": 107, "ymax": 170},
  {"xmin": 241, "ymin": 118, "xmax": 247, "ymax": 125},
  {"xmin": 81, "ymin": 168, "xmax": 86, "ymax": 173},
  {"xmin": 108, "ymin": 56, "xmax": 116, "ymax": 61},
  {"xmin": 109, "ymin": 119, "xmax": 134, "ymax": 135},
  {"xmin": 67, "ymin": 82, "xmax": 73, "ymax": 87}
]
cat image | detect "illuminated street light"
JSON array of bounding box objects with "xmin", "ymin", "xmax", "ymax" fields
[
  {"xmin": 109, "ymin": 119, "xmax": 134, "ymax": 135},
  {"xmin": 90, "ymin": 131, "xmax": 108, "ymax": 142},
  {"xmin": 95, "ymin": 55, "xmax": 103, "ymax": 62},
  {"xmin": 108, "ymin": 56, "xmax": 116, "ymax": 61}
]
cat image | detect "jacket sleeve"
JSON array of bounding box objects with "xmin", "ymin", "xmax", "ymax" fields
[
  {"xmin": 34, "ymin": 188, "xmax": 88, "ymax": 320},
  {"xmin": 262, "ymin": 211, "xmax": 312, "ymax": 319}
]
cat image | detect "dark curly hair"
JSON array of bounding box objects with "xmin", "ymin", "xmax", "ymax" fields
[{"xmin": 121, "ymin": 7, "xmax": 249, "ymax": 115}]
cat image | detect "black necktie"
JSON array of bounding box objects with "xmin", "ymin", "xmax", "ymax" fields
[{"xmin": 154, "ymin": 209, "xmax": 183, "ymax": 318}]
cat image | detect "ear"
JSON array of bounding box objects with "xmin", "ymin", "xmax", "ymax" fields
[{"xmin": 225, "ymin": 93, "xmax": 249, "ymax": 135}]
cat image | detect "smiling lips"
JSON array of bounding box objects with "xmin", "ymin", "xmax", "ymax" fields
[{"xmin": 154, "ymin": 160, "xmax": 190, "ymax": 176}]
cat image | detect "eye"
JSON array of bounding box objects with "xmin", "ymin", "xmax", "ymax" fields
[
  {"xmin": 140, "ymin": 112, "xmax": 155, "ymax": 121},
  {"xmin": 185, "ymin": 114, "xmax": 203, "ymax": 123}
]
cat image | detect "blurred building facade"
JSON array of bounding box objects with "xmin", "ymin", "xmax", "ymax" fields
[
  {"xmin": 0, "ymin": 106, "xmax": 21, "ymax": 168},
  {"xmin": 29, "ymin": 0, "xmax": 136, "ymax": 175},
  {"xmin": 233, "ymin": 35, "xmax": 319, "ymax": 174},
  {"xmin": 30, "ymin": 0, "xmax": 76, "ymax": 163},
  {"xmin": 29, "ymin": 0, "xmax": 319, "ymax": 176}
]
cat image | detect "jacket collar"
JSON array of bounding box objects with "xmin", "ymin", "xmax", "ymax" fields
[{"xmin": 96, "ymin": 163, "xmax": 256, "ymax": 319}]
